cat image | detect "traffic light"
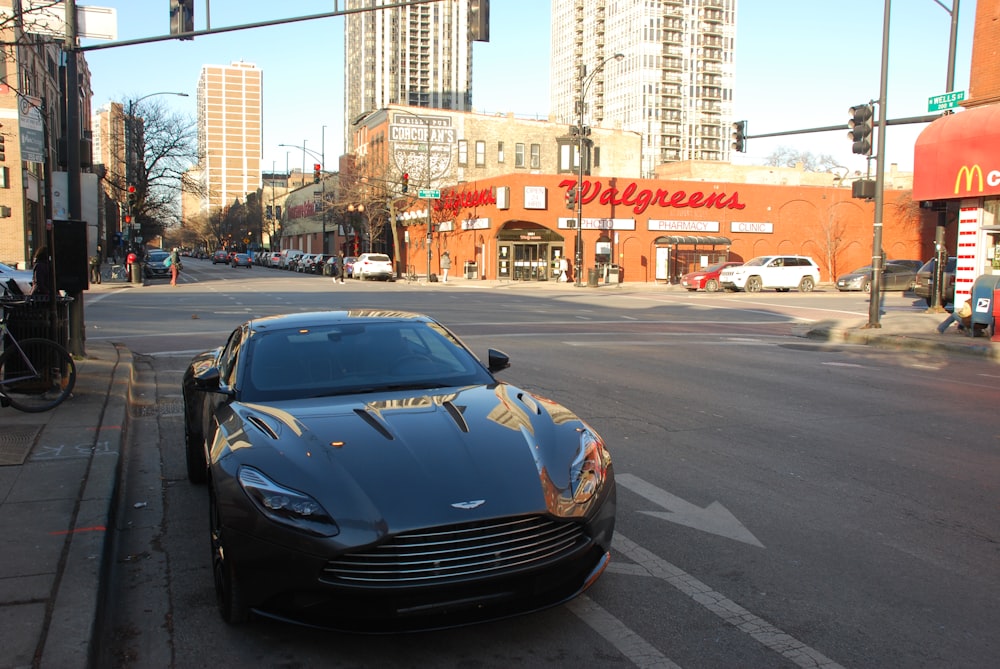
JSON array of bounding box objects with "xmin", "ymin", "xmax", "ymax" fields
[
  {"xmin": 731, "ymin": 120, "xmax": 747, "ymax": 153},
  {"xmin": 127, "ymin": 184, "xmax": 137, "ymax": 206},
  {"xmin": 566, "ymin": 187, "xmax": 577, "ymax": 210},
  {"xmin": 170, "ymin": 0, "xmax": 195, "ymax": 40},
  {"xmin": 402, "ymin": 172, "xmax": 409, "ymax": 193},
  {"xmin": 848, "ymin": 104, "xmax": 874, "ymax": 155},
  {"xmin": 313, "ymin": 163, "xmax": 321, "ymax": 183},
  {"xmin": 0, "ymin": 134, "xmax": 5, "ymax": 162}
]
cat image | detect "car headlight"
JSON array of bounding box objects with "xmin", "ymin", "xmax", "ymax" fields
[
  {"xmin": 238, "ymin": 466, "xmax": 340, "ymax": 537},
  {"xmin": 568, "ymin": 429, "xmax": 610, "ymax": 504}
]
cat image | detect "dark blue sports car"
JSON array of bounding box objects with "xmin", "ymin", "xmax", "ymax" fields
[{"xmin": 182, "ymin": 311, "xmax": 616, "ymax": 631}]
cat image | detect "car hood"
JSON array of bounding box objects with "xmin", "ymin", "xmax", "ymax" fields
[{"xmin": 217, "ymin": 382, "xmax": 601, "ymax": 539}]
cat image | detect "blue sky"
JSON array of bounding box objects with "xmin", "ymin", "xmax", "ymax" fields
[{"xmin": 81, "ymin": 0, "xmax": 975, "ymax": 176}]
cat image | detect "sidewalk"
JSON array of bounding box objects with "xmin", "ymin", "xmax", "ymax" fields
[
  {"xmin": 0, "ymin": 283, "xmax": 996, "ymax": 669},
  {"xmin": 0, "ymin": 341, "xmax": 131, "ymax": 669}
]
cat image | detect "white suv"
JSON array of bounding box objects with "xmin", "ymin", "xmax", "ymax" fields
[
  {"xmin": 719, "ymin": 255, "xmax": 820, "ymax": 293},
  {"xmin": 354, "ymin": 253, "xmax": 394, "ymax": 281}
]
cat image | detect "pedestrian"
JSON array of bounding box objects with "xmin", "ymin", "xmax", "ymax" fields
[
  {"xmin": 440, "ymin": 251, "xmax": 451, "ymax": 282},
  {"xmin": 937, "ymin": 298, "xmax": 973, "ymax": 334},
  {"xmin": 558, "ymin": 255, "xmax": 569, "ymax": 282},
  {"xmin": 338, "ymin": 251, "xmax": 345, "ymax": 283},
  {"xmin": 30, "ymin": 246, "xmax": 52, "ymax": 296},
  {"xmin": 169, "ymin": 247, "xmax": 180, "ymax": 286}
]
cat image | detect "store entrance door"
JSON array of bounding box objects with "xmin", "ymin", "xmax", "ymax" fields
[{"xmin": 513, "ymin": 242, "xmax": 548, "ymax": 281}]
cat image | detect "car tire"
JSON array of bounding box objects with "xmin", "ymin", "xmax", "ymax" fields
[
  {"xmin": 862, "ymin": 280, "xmax": 871, "ymax": 294},
  {"xmin": 704, "ymin": 279, "xmax": 719, "ymax": 292},
  {"xmin": 183, "ymin": 416, "xmax": 207, "ymax": 484},
  {"xmin": 745, "ymin": 276, "xmax": 763, "ymax": 293},
  {"xmin": 211, "ymin": 490, "xmax": 250, "ymax": 624},
  {"xmin": 798, "ymin": 276, "xmax": 815, "ymax": 292}
]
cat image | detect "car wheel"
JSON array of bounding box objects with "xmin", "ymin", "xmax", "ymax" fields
[
  {"xmin": 798, "ymin": 276, "xmax": 815, "ymax": 292},
  {"xmin": 745, "ymin": 276, "xmax": 763, "ymax": 293},
  {"xmin": 862, "ymin": 280, "xmax": 871, "ymax": 293},
  {"xmin": 211, "ymin": 490, "xmax": 250, "ymax": 624},
  {"xmin": 704, "ymin": 279, "xmax": 719, "ymax": 292},
  {"xmin": 184, "ymin": 416, "xmax": 207, "ymax": 484}
]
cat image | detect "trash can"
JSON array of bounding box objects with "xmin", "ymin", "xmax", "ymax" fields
[
  {"xmin": 464, "ymin": 261, "xmax": 478, "ymax": 279},
  {"xmin": 969, "ymin": 274, "xmax": 1000, "ymax": 335},
  {"xmin": 130, "ymin": 262, "xmax": 143, "ymax": 284},
  {"xmin": 587, "ymin": 268, "xmax": 600, "ymax": 287},
  {"xmin": 2, "ymin": 296, "xmax": 71, "ymax": 349},
  {"xmin": 606, "ymin": 264, "xmax": 621, "ymax": 284}
]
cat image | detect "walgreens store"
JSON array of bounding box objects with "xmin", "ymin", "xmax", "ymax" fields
[{"xmin": 398, "ymin": 173, "xmax": 927, "ymax": 285}]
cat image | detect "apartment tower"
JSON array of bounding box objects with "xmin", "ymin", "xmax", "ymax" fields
[
  {"xmin": 196, "ymin": 61, "xmax": 263, "ymax": 214},
  {"xmin": 550, "ymin": 0, "xmax": 737, "ymax": 177},
  {"xmin": 344, "ymin": 0, "xmax": 482, "ymax": 150}
]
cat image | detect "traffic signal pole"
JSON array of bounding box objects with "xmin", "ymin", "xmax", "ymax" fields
[{"xmin": 866, "ymin": 0, "xmax": 892, "ymax": 330}]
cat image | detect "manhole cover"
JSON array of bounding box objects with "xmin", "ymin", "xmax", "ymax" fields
[{"xmin": 0, "ymin": 425, "xmax": 44, "ymax": 466}]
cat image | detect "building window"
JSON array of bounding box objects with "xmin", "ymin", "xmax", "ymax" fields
[
  {"xmin": 458, "ymin": 140, "xmax": 468, "ymax": 166},
  {"xmin": 515, "ymin": 143, "xmax": 525, "ymax": 168},
  {"xmin": 530, "ymin": 143, "xmax": 541, "ymax": 169},
  {"xmin": 497, "ymin": 141, "xmax": 504, "ymax": 163},
  {"xmin": 475, "ymin": 140, "xmax": 486, "ymax": 167}
]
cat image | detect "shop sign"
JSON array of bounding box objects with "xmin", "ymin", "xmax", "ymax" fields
[
  {"xmin": 461, "ymin": 218, "xmax": 490, "ymax": 231},
  {"xmin": 954, "ymin": 164, "xmax": 1000, "ymax": 195},
  {"xmin": 557, "ymin": 217, "xmax": 635, "ymax": 230},
  {"xmin": 559, "ymin": 179, "xmax": 745, "ymax": 215},
  {"xmin": 436, "ymin": 187, "xmax": 496, "ymax": 214},
  {"xmin": 731, "ymin": 221, "xmax": 773, "ymax": 234},
  {"xmin": 648, "ymin": 219, "xmax": 720, "ymax": 233}
]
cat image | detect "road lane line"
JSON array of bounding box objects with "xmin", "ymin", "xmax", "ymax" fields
[
  {"xmin": 566, "ymin": 595, "xmax": 682, "ymax": 669},
  {"xmin": 614, "ymin": 533, "xmax": 845, "ymax": 669}
]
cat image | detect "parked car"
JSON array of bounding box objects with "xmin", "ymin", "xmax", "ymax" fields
[
  {"xmin": 354, "ymin": 253, "xmax": 394, "ymax": 281},
  {"xmin": 911, "ymin": 256, "xmax": 957, "ymax": 306},
  {"xmin": 0, "ymin": 261, "xmax": 34, "ymax": 294},
  {"xmin": 296, "ymin": 253, "xmax": 322, "ymax": 273},
  {"xmin": 230, "ymin": 253, "xmax": 252, "ymax": 269},
  {"xmin": 680, "ymin": 261, "xmax": 742, "ymax": 292},
  {"xmin": 182, "ymin": 310, "xmax": 615, "ymax": 631},
  {"xmin": 719, "ymin": 255, "xmax": 820, "ymax": 293},
  {"xmin": 211, "ymin": 250, "xmax": 229, "ymax": 264},
  {"xmin": 342, "ymin": 256, "xmax": 357, "ymax": 278},
  {"xmin": 836, "ymin": 262, "xmax": 918, "ymax": 293},
  {"xmin": 279, "ymin": 249, "xmax": 304, "ymax": 270},
  {"xmin": 144, "ymin": 250, "xmax": 172, "ymax": 280}
]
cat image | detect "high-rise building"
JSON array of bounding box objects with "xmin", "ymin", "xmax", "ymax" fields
[
  {"xmin": 344, "ymin": 0, "xmax": 477, "ymax": 151},
  {"xmin": 196, "ymin": 61, "xmax": 263, "ymax": 214},
  {"xmin": 550, "ymin": 0, "xmax": 737, "ymax": 177}
]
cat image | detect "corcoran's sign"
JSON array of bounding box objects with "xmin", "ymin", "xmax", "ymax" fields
[{"xmin": 558, "ymin": 179, "xmax": 745, "ymax": 215}]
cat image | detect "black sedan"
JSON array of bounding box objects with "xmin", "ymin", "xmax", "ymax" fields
[
  {"xmin": 143, "ymin": 250, "xmax": 171, "ymax": 280},
  {"xmin": 182, "ymin": 311, "xmax": 616, "ymax": 631}
]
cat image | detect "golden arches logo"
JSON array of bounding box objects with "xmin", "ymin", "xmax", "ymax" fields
[{"xmin": 954, "ymin": 164, "xmax": 984, "ymax": 194}]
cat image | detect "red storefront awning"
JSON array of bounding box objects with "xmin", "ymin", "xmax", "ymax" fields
[{"xmin": 912, "ymin": 104, "xmax": 1000, "ymax": 201}]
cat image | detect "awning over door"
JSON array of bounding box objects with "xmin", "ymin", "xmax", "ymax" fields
[
  {"xmin": 913, "ymin": 105, "xmax": 1000, "ymax": 201},
  {"xmin": 654, "ymin": 235, "xmax": 731, "ymax": 245}
]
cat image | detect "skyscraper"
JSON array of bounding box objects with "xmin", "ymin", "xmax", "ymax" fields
[
  {"xmin": 550, "ymin": 0, "xmax": 737, "ymax": 177},
  {"xmin": 196, "ymin": 61, "xmax": 263, "ymax": 214},
  {"xmin": 344, "ymin": 0, "xmax": 478, "ymax": 150}
]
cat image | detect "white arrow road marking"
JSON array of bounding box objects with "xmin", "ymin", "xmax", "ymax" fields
[
  {"xmin": 617, "ymin": 473, "xmax": 764, "ymax": 548},
  {"xmin": 567, "ymin": 595, "xmax": 682, "ymax": 669},
  {"xmin": 613, "ymin": 533, "xmax": 845, "ymax": 669}
]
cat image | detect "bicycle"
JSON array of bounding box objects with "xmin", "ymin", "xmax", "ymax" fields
[
  {"xmin": 101, "ymin": 264, "xmax": 128, "ymax": 281},
  {"xmin": 0, "ymin": 300, "xmax": 76, "ymax": 412},
  {"xmin": 405, "ymin": 264, "xmax": 419, "ymax": 283}
]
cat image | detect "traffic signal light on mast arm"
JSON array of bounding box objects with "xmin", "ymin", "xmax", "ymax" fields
[
  {"xmin": 848, "ymin": 103, "xmax": 874, "ymax": 155},
  {"xmin": 565, "ymin": 187, "xmax": 577, "ymax": 210},
  {"xmin": 731, "ymin": 120, "xmax": 747, "ymax": 153},
  {"xmin": 313, "ymin": 163, "xmax": 321, "ymax": 183},
  {"xmin": 402, "ymin": 172, "xmax": 409, "ymax": 193}
]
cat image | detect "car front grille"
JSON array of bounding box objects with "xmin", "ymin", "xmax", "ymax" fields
[{"xmin": 322, "ymin": 516, "xmax": 588, "ymax": 586}]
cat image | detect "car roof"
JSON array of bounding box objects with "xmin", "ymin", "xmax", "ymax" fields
[{"xmin": 247, "ymin": 310, "xmax": 433, "ymax": 334}]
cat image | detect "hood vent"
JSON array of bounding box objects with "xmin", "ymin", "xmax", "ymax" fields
[{"xmin": 246, "ymin": 414, "xmax": 279, "ymax": 440}]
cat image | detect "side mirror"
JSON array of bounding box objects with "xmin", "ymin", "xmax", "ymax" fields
[
  {"xmin": 193, "ymin": 367, "xmax": 225, "ymax": 393},
  {"xmin": 487, "ymin": 348, "xmax": 510, "ymax": 373}
]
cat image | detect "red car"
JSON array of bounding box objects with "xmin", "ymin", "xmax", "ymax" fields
[{"xmin": 681, "ymin": 261, "xmax": 742, "ymax": 292}]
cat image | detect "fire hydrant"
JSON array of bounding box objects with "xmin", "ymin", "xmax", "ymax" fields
[{"xmin": 126, "ymin": 252, "xmax": 141, "ymax": 284}]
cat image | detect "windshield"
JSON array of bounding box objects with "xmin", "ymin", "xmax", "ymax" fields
[
  {"xmin": 365, "ymin": 254, "xmax": 391, "ymax": 262},
  {"xmin": 242, "ymin": 320, "xmax": 494, "ymax": 402},
  {"xmin": 149, "ymin": 251, "xmax": 169, "ymax": 262}
]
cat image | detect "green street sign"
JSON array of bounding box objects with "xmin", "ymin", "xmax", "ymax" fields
[
  {"xmin": 928, "ymin": 91, "xmax": 965, "ymax": 112},
  {"xmin": 418, "ymin": 188, "xmax": 440, "ymax": 199}
]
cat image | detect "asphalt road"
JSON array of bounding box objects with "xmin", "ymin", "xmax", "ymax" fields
[{"xmin": 89, "ymin": 260, "xmax": 999, "ymax": 668}]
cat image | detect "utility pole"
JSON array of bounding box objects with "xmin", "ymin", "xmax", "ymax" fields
[{"xmin": 64, "ymin": 0, "xmax": 85, "ymax": 356}]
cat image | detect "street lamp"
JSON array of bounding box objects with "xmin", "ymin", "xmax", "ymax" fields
[
  {"xmin": 574, "ymin": 53, "xmax": 623, "ymax": 286},
  {"xmin": 280, "ymin": 143, "xmax": 329, "ymax": 254}
]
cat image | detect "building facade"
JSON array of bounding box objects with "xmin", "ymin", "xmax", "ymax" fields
[
  {"xmin": 550, "ymin": 0, "xmax": 737, "ymax": 177},
  {"xmin": 344, "ymin": 0, "xmax": 483, "ymax": 152},
  {"xmin": 196, "ymin": 61, "xmax": 262, "ymax": 215}
]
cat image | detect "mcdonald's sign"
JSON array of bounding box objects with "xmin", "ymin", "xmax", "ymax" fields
[{"xmin": 953, "ymin": 164, "xmax": 1000, "ymax": 196}]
